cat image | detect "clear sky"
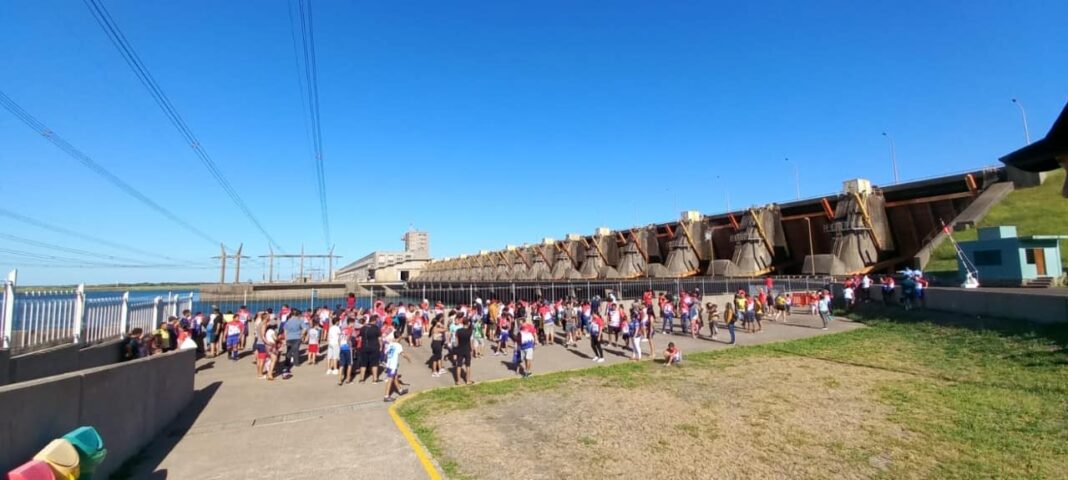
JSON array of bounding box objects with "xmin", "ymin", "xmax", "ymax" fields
[{"xmin": 1, "ymin": 0, "xmax": 1065, "ymax": 285}]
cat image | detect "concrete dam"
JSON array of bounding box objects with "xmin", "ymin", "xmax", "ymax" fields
[{"xmin": 415, "ymin": 167, "xmax": 1011, "ymax": 281}]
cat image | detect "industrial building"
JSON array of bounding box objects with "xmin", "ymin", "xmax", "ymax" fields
[
  {"xmin": 334, "ymin": 230, "xmax": 430, "ymax": 282},
  {"xmin": 958, "ymin": 226, "xmax": 1065, "ymax": 286}
]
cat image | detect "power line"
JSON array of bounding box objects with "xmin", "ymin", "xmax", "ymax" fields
[
  {"xmin": 0, "ymin": 207, "xmax": 210, "ymax": 265},
  {"xmin": 0, "ymin": 232, "xmax": 207, "ymax": 267},
  {"xmin": 82, "ymin": 0, "xmax": 285, "ymax": 252},
  {"xmin": 0, "ymin": 90, "xmax": 221, "ymax": 247},
  {"xmin": 0, "ymin": 247, "xmax": 213, "ymax": 269},
  {"xmin": 291, "ymin": 0, "xmax": 331, "ymax": 248}
]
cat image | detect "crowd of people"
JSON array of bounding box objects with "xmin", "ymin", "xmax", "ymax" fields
[{"xmin": 119, "ymin": 274, "xmax": 925, "ymax": 400}]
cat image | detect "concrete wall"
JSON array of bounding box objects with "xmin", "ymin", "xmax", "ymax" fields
[
  {"xmin": 924, "ymin": 287, "xmax": 1068, "ymax": 324},
  {"xmin": 0, "ymin": 349, "xmax": 9, "ymax": 388},
  {"xmin": 1, "ymin": 339, "xmax": 123, "ymax": 386},
  {"xmin": 863, "ymin": 285, "xmax": 1066, "ymax": 324},
  {"xmin": 7, "ymin": 343, "xmax": 80, "ymax": 384},
  {"xmin": 0, "ymin": 348, "xmax": 195, "ymax": 478},
  {"xmin": 78, "ymin": 339, "xmax": 123, "ymax": 371}
]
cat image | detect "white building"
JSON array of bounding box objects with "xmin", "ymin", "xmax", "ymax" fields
[{"xmin": 334, "ymin": 230, "xmax": 430, "ymax": 282}]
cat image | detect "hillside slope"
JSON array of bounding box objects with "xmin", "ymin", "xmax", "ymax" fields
[{"xmin": 926, "ymin": 168, "xmax": 1068, "ymax": 272}]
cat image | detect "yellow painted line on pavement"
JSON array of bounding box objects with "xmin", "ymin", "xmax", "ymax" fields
[{"xmin": 389, "ymin": 395, "xmax": 442, "ymax": 480}]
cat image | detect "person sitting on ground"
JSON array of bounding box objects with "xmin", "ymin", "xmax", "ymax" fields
[{"xmin": 664, "ymin": 342, "xmax": 682, "ymax": 366}]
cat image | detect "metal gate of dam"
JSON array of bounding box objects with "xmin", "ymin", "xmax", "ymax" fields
[{"xmin": 414, "ymin": 167, "xmax": 1009, "ymax": 283}]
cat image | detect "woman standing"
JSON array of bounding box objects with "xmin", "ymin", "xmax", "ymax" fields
[
  {"xmin": 429, "ymin": 314, "xmax": 447, "ymax": 377},
  {"xmin": 589, "ymin": 311, "xmax": 606, "ymax": 363},
  {"xmin": 263, "ymin": 323, "xmax": 280, "ymax": 380},
  {"xmin": 724, "ymin": 302, "xmax": 737, "ymax": 345}
]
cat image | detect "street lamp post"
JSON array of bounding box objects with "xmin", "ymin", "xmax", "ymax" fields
[
  {"xmin": 1011, "ymin": 98, "xmax": 1031, "ymax": 145},
  {"xmin": 785, "ymin": 157, "xmax": 800, "ymax": 200},
  {"xmin": 881, "ymin": 132, "xmax": 900, "ymax": 184}
]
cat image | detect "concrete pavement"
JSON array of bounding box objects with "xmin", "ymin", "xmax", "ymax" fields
[{"xmin": 124, "ymin": 312, "xmax": 862, "ymax": 479}]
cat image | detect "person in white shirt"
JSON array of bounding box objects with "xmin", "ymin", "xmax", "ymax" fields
[
  {"xmin": 326, "ymin": 318, "xmax": 341, "ymax": 375},
  {"xmin": 382, "ymin": 336, "xmax": 411, "ymax": 402},
  {"xmin": 860, "ymin": 274, "xmax": 872, "ymax": 302}
]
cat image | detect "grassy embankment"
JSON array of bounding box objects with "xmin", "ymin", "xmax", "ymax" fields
[
  {"xmin": 399, "ymin": 306, "xmax": 1068, "ymax": 479},
  {"xmin": 926, "ymin": 168, "xmax": 1068, "ymax": 273}
]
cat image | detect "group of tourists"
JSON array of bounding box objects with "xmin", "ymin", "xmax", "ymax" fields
[{"xmin": 119, "ymin": 273, "xmax": 926, "ymax": 399}]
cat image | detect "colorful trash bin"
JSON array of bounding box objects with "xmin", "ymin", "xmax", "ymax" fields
[
  {"xmin": 31, "ymin": 439, "xmax": 79, "ymax": 480},
  {"xmin": 62, "ymin": 426, "xmax": 107, "ymax": 478},
  {"xmin": 7, "ymin": 459, "xmax": 56, "ymax": 480}
]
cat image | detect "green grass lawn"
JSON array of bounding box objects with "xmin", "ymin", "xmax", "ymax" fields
[
  {"xmin": 927, "ymin": 168, "xmax": 1068, "ymax": 273},
  {"xmin": 399, "ymin": 307, "xmax": 1068, "ymax": 479}
]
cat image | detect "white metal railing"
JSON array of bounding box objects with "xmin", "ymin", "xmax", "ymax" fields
[
  {"xmin": 15, "ymin": 288, "xmax": 77, "ymax": 351},
  {"xmin": 0, "ymin": 269, "xmax": 194, "ymax": 353},
  {"xmin": 128, "ymin": 296, "xmax": 158, "ymax": 335}
]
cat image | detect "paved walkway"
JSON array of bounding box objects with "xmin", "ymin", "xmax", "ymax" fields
[{"xmin": 127, "ymin": 312, "xmax": 862, "ymax": 479}]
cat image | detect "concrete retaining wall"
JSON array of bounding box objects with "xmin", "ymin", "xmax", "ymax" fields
[
  {"xmin": 7, "ymin": 343, "xmax": 80, "ymax": 384},
  {"xmin": 0, "ymin": 348, "xmax": 195, "ymax": 478},
  {"xmin": 856, "ymin": 285, "xmax": 1066, "ymax": 324},
  {"xmin": 924, "ymin": 287, "xmax": 1068, "ymax": 324},
  {"xmin": 0, "ymin": 339, "xmax": 124, "ymax": 386},
  {"xmin": 77, "ymin": 339, "xmax": 122, "ymax": 370}
]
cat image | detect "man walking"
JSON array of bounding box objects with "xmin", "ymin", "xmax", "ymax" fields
[{"xmin": 282, "ymin": 309, "xmax": 308, "ymax": 371}]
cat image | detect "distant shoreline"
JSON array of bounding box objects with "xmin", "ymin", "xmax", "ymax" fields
[{"xmin": 17, "ymin": 283, "xmax": 202, "ymax": 292}]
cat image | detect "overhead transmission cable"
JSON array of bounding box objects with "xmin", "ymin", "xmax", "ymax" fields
[
  {"xmin": 82, "ymin": 0, "xmax": 284, "ymax": 252},
  {"xmin": 0, "ymin": 91, "xmax": 220, "ymax": 248},
  {"xmin": 0, "ymin": 207, "xmax": 210, "ymax": 265},
  {"xmin": 0, "ymin": 232, "xmax": 209, "ymax": 267},
  {"xmin": 290, "ymin": 0, "xmax": 331, "ymax": 248},
  {"xmin": 0, "ymin": 247, "xmax": 213, "ymax": 269}
]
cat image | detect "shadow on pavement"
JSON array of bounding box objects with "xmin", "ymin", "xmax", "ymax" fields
[{"xmin": 111, "ymin": 381, "xmax": 223, "ymax": 479}]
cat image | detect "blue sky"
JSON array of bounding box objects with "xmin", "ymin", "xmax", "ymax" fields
[{"xmin": 1, "ymin": 0, "xmax": 1065, "ymax": 285}]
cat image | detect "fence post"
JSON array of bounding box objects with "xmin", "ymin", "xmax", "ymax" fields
[
  {"xmin": 153, "ymin": 296, "xmax": 163, "ymax": 330},
  {"xmin": 2, "ymin": 268, "xmax": 16, "ymax": 349},
  {"xmin": 120, "ymin": 291, "xmax": 130, "ymax": 335},
  {"xmin": 73, "ymin": 283, "xmax": 86, "ymax": 344},
  {"xmin": 187, "ymin": 292, "xmax": 194, "ymax": 313}
]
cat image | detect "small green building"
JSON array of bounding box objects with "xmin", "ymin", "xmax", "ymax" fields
[{"xmin": 958, "ymin": 226, "xmax": 1066, "ymax": 285}]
